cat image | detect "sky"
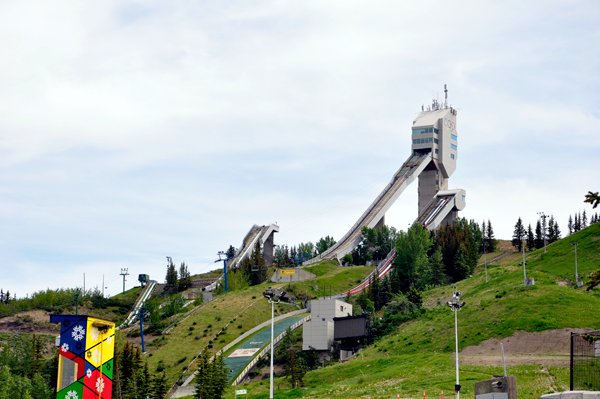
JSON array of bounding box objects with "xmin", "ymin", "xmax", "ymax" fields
[{"xmin": 1, "ymin": 0, "xmax": 599, "ymax": 298}]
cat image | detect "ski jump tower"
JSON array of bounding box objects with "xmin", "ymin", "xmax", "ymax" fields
[
  {"xmin": 305, "ymin": 86, "xmax": 466, "ymax": 264},
  {"xmin": 412, "ymin": 87, "xmax": 465, "ymax": 227}
]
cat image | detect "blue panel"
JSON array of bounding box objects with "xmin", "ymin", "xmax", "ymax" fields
[
  {"xmin": 451, "ymin": 144, "xmax": 458, "ymax": 151},
  {"xmin": 451, "ymin": 134, "xmax": 458, "ymax": 141},
  {"xmin": 59, "ymin": 317, "xmax": 88, "ymax": 357}
]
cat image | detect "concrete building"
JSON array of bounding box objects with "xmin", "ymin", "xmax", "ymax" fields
[
  {"xmin": 303, "ymin": 299, "xmax": 352, "ymax": 351},
  {"xmin": 412, "ymin": 92, "xmax": 462, "ymax": 226}
]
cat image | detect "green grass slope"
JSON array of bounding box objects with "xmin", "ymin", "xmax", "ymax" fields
[
  {"xmin": 226, "ymin": 222, "xmax": 600, "ymax": 398},
  {"xmin": 143, "ymin": 262, "xmax": 375, "ymax": 388}
]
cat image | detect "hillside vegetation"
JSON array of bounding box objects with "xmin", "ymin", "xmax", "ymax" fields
[
  {"xmin": 143, "ymin": 261, "xmax": 375, "ymax": 388},
  {"xmin": 223, "ymin": 221, "xmax": 600, "ymax": 398}
]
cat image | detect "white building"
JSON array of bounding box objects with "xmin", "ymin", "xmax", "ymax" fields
[{"xmin": 303, "ymin": 299, "xmax": 352, "ymax": 351}]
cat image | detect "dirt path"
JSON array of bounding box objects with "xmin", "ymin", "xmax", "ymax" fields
[{"xmin": 460, "ymin": 328, "xmax": 592, "ymax": 366}]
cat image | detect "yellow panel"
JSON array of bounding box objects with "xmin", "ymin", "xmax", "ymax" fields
[
  {"xmin": 85, "ymin": 317, "xmax": 115, "ymax": 351},
  {"xmin": 85, "ymin": 317, "xmax": 115, "ymax": 367}
]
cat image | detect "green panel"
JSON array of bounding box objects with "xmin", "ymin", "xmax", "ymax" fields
[
  {"xmin": 101, "ymin": 359, "xmax": 113, "ymax": 380},
  {"xmin": 57, "ymin": 381, "xmax": 83, "ymax": 399}
]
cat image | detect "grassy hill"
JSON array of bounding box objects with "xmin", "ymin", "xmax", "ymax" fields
[
  {"xmin": 142, "ymin": 261, "xmax": 375, "ymax": 388},
  {"xmin": 223, "ymin": 222, "xmax": 600, "ymax": 398}
]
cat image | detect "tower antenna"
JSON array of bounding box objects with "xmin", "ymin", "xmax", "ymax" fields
[{"xmin": 444, "ymin": 84, "xmax": 448, "ymax": 107}]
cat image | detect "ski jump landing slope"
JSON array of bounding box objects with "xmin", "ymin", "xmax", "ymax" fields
[{"xmin": 305, "ymin": 153, "xmax": 432, "ymax": 264}]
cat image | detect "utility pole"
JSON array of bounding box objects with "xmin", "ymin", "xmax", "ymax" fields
[{"xmin": 120, "ymin": 268, "xmax": 129, "ymax": 294}]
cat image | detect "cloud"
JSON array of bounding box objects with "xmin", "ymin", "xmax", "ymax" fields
[{"xmin": 1, "ymin": 0, "xmax": 599, "ymax": 297}]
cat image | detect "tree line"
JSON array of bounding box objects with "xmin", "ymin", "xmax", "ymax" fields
[
  {"xmin": 512, "ymin": 215, "xmax": 561, "ymax": 252},
  {"xmin": 568, "ymin": 210, "xmax": 599, "ymax": 234},
  {"xmin": 352, "ymin": 218, "xmax": 487, "ymax": 314},
  {"xmin": 164, "ymin": 259, "xmax": 192, "ymax": 293}
]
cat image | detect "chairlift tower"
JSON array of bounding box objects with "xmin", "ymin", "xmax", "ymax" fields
[
  {"xmin": 215, "ymin": 251, "xmax": 231, "ymax": 292},
  {"xmin": 120, "ymin": 268, "xmax": 129, "ymax": 294}
]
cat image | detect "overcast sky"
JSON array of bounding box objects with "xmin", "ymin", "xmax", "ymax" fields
[{"xmin": 1, "ymin": 0, "xmax": 599, "ymax": 298}]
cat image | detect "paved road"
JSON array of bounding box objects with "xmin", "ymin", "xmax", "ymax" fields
[{"xmin": 224, "ymin": 316, "xmax": 305, "ymax": 381}]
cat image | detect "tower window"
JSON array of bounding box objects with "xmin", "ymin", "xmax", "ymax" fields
[
  {"xmin": 451, "ymin": 144, "xmax": 458, "ymax": 151},
  {"xmin": 451, "ymin": 153, "xmax": 455, "ymax": 159},
  {"xmin": 451, "ymin": 134, "xmax": 458, "ymax": 141}
]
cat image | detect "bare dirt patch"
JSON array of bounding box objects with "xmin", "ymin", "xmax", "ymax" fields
[
  {"xmin": 0, "ymin": 310, "xmax": 59, "ymax": 335},
  {"xmin": 461, "ymin": 328, "xmax": 593, "ymax": 366}
]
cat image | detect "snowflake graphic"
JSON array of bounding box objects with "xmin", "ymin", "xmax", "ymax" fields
[
  {"xmin": 106, "ymin": 336, "xmax": 112, "ymax": 345},
  {"xmin": 86, "ymin": 368, "xmax": 92, "ymax": 378},
  {"xmin": 75, "ymin": 342, "xmax": 82, "ymax": 351},
  {"xmin": 63, "ymin": 319, "xmax": 71, "ymax": 328},
  {"xmin": 105, "ymin": 363, "xmax": 112, "ymax": 371},
  {"xmin": 61, "ymin": 343, "xmax": 69, "ymax": 353},
  {"xmin": 95, "ymin": 377, "xmax": 105, "ymax": 393},
  {"xmin": 92, "ymin": 348, "xmax": 101, "ymax": 364},
  {"xmin": 65, "ymin": 390, "xmax": 78, "ymax": 399},
  {"xmin": 72, "ymin": 325, "xmax": 85, "ymax": 341},
  {"xmin": 90, "ymin": 326, "xmax": 99, "ymax": 341},
  {"xmin": 86, "ymin": 351, "xmax": 92, "ymax": 359}
]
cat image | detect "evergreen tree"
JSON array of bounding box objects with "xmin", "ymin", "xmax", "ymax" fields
[
  {"xmin": 547, "ymin": 216, "xmax": 556, "ymax": 243},
  {"xmin": 527, "ymin": 224, "xmax": 535, "ymax": 251},
  {"xmin": 406, "ymin": 286, "xmax": 422, "ymax": 308},
  {"xmin": 575, "ymin": 213, "xmax": 581, "ymax": 231},
  {"xmin": 368, "ymin": 268, "xmax": 381, "ymax": 310},
  {"xmin": 30, "ymin": 373, "xmax": 52, "ymax": 399},
  {"xmin": 283, "ymin": 348, "xmax": 307, "ymax": 388},
  {"xmin": 535, "ymin": 220, "xmax": 544, "ymax": 249},
  {"xmin": 429, "ymin": 247, "xmax": 445, "ymax": 286},
  {"xmin": 453, "ymin": 246, "xmax": 470, "ymax": 281},
  {"xmin": 511, "ymin": 217, "xmax": 526, "ymax": 252},
  {"xmin": 28, "ymin": 335, "xmax": 43, "ymax": 380},
  {"xmin": 194, "ymin": 351, "xmax": 228, "ymax": 399},
  {"xmin": 486, "ymin": 219, "xmax": 497, "ymax": 253},
  {"xmin": 178, "ymin": 262, "xmax": 192, "ymax": 292},
  {"xmin": 241, "ymin": 242, "xmax": 267, "ymax": 286},
  {"xmin": 583, "ymin": 210, "xmax": 588, "ymax": 228},
  {"xmin": 547, "ymin": 215, "xmax": 561, "ymax": 242},
  {"xmin": 150, "ymin": 372, "xmax": 168, "ymax": 399},
  {"xmin": 553, "ymin": 218, "xmax": 562, "ymax": 241},
  {"xmin": 379, "ymin": 275, "xmax": 393, "ymax": 309},
  {"xmin": 568, "ymin": 215, "xmax": 573, "ymax": 235},
  {"xmin": 165, "ymin": 259, "xmax": 178, "ymax": 287}
]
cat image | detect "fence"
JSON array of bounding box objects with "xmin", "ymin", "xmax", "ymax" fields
[{"xmin": 571, "ymin": 330, "xmax": 600, "ymax": 390}]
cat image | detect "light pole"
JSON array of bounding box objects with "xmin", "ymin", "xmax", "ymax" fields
[
  {"xmin": 572, "ymin": 242, "xmax": 579, "ymax": 286},
  {"xmin": 537, "ymin": 212, "xmax": 548, "ymax": 253},
  {"xmin": 263, "ymin": 287, "xmax": 285, "ymax": 399},
  {"xmin": 447, "ymin": 285, "xmax": 466, "ymax": 399},
  {"xmin": 522, "ymin": 235, "xmax": 527, "ymax": 286}
]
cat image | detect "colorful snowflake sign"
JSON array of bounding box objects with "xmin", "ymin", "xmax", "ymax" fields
[
  {"xmin": 96, "ymin": 377, "xmax": 105, "ymax": 393},
  {"xmin": 72, "ymin": 325, "xmax": 85, "ymax": 341}
]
